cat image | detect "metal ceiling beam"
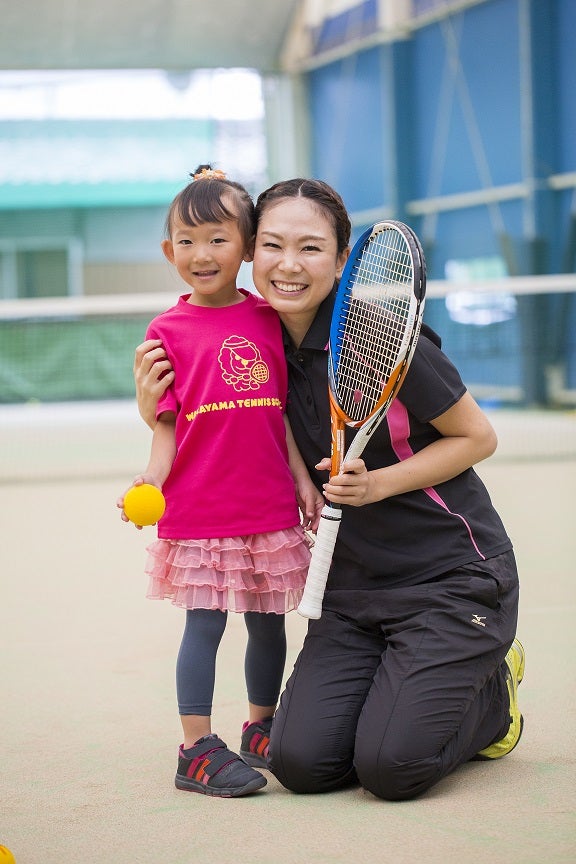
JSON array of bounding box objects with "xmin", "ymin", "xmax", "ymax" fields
[{"xmin": 0, "ymin": 0, "xmax": 299, "ymax": 73}]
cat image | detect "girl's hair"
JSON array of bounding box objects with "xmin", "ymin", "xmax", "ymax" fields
[
  {"xmin": 165, "ymin": 164, "xmax": 256, "ymax": 247},
  {"xmin": 255, "ymin": 178, "xmax": 351, "ymax": 254}
]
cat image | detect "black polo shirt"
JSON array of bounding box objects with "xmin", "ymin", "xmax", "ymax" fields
[{"xmin": 283, "ymin": 290, "xmax": 512, "ymax": 589}]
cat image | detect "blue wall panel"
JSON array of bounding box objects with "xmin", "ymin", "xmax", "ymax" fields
[
  {"xmin": 557, "ymin": 0, "xmax": 576, "ymax": 174},
  {"xmin": 305, "ymin": 0, "xmax": 576, "ymax": 404},
  {"xmin": 412, "ymin": 0, "xmax": 521, "ymax": 200},
  {"xmin": 309, "ymin": 48, "xmax": 386, "ymax": 213},
  {"xmin": 421, "ymin": 200, "xmax": 523, "ymax": 272}
]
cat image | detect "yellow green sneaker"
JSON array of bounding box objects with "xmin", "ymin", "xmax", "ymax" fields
[{"xmin": 476, "ymin": 638, "xmax": 525, "ymax": 760}]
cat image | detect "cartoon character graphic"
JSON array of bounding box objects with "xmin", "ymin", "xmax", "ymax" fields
[{"xmin": 218, "ymin": 336, "xmax": 270, "ymax": 391}]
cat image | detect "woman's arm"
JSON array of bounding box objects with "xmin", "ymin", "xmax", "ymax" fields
[
  {"xmin": 320, "ymin": 391, "xmax": 497, "ymax": 507},
  {"xmin": 134, "ymin": 339, "xmax": 174, "ymax": 429},
  {"xmin": 284, "ymin": 416, "xmax": 324, "ymax": 531}
]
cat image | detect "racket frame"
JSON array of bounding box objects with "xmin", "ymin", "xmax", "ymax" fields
[
  {"xmin": 327, "ymin": 220, "xmax": 426, "ymax": 470},
  {"xmin": 297, "ymin": 220, "xmax": 426, "ymax": 619}
]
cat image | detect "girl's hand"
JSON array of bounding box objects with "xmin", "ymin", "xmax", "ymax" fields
[
  {"xmin": 295, "ymin": 477, "xmax": 325, "ymax": 532},
  {"xmin": 317, "ymin": 458, "xmax": 377, "ymax": 507},
  {"xmin": 134, "ymin": 339, "xmax": 174, "ymax": 429},
  {"xmin": 116, "ymin": 474, "xmax": 161, "ymax": 529}
]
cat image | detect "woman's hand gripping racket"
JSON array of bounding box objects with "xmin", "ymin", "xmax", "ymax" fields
[{"xmin": 297, "ymin": 221, "xmax": 427, "ymax": 619}]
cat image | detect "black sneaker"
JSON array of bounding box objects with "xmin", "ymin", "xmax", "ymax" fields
[
  {"xmin": 240, "ymin": 717, "xmax": 273, "ymax": 769},
  {"xmin": 175, "ymin": 734, "xmax": 267, "ymax": 797}
]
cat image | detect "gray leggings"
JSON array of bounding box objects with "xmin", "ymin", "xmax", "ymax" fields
[{"xmin": 176, "ymin": 608, "xmax": 287, "ymax": 715}]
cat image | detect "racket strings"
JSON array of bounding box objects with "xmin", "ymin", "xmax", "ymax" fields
[
  {"xmin": 335, "ymin": 229, "xmax": 414, "ymax": 421},
  {"xmin": 356, "ymin": 228, "xmax": 413, "ymax": 287}
]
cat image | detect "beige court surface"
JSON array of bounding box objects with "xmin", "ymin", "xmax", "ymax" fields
[{"xmin": 1, "ymin": 403, "xmax": 575, "ymax": 864}]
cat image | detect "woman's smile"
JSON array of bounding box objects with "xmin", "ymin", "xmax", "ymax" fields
[{"xmin": 272, "ymin": 280, "xmax": 308, "ymax": 294}]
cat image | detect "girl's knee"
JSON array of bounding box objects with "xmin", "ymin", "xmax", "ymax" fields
[{"xmin": 244, "ymin": 610, "xmax": 286, "ymax": 638}]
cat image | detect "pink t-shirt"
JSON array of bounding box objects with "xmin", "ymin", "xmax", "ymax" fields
[{"xmin": 146, "ymin": 291, "xmax": 300, "ymax": 539}]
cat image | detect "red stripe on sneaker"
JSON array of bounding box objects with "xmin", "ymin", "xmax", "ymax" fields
[{"xmin": 193, "ymin": 758, "xmax": 210, "ymax": 781}]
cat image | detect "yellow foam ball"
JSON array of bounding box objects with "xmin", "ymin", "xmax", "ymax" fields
[
  {"xmin": 0, "ymin": 847, "xmax": 16, "ymax": 864},
  {"xmin": 124, "ymin": 484, "xmax": 166, "ymax": 526}
]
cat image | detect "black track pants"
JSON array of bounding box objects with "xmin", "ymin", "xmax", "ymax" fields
[{"xmin": 269, "ymin": 551, "xmax": 519, "ymax": 800}]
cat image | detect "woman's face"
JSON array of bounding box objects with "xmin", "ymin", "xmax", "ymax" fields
[{"xmin": 252, "ymin": 197, "xmax": 349, "ymax": 335}]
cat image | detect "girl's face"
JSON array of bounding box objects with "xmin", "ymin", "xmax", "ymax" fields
[
  {"xmin": 162, "ymin": 199, "xmax": 253, "ymax": 308},
  {"xmin": 253, "ymin": 197, "xmax": 349, "ymax": 341}
]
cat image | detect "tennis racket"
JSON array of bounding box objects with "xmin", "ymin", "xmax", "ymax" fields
[{"xmin": 297, "ymin": 220, "xmax": 427, "ymax": 619}]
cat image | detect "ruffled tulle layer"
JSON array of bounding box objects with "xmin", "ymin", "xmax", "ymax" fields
[{"xmin": 145, "ymin": 526, "xmax": 311, "ymax": 613}]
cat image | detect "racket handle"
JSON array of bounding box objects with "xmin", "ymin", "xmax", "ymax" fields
[{"xmin": 297, "ymin": 505, "xmax": 342, "ymax": 619}]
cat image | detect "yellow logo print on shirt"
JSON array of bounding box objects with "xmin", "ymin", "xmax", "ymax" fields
[{"xmin": 218, "ymin": 335, "xmax": 270, "ymax": 392}]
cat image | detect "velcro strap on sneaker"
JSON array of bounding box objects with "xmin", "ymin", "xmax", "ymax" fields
[
  {"xmin": 186, "ymin": 735, "xmax": 227, "ymax": 760},
  {"xmin": 201, "ymin": 747, "xmax": 237, "ymax": 777}
]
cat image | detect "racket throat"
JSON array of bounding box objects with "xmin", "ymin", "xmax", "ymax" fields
[{"xmin": 331, "ymin": 425, "xmax": 346, "ymax": 476}]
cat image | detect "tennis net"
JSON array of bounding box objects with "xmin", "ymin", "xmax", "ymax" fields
[
  {"xmin": 424, "ymin": 273, "xmax": 576, "ymax": 410},
  {"xmin": 0, "ymin": 293, "xmax": 174, "ymax": 404},
  {"xmin": 1, "ymin": 274, "xmax": 575, "ymax": 409}
]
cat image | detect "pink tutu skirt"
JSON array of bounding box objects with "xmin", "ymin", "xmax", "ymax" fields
[{"xmin": 145, "ymin": 526, "xmax": 312, "ymax": 613}]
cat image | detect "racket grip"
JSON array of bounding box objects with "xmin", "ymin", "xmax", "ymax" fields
[{"xmin": 297, "ymin": 505, "xmax": 342, "ymax": 619}]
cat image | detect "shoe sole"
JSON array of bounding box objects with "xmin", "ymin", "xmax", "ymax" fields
[
  {"xmin": 239, "ymin": 750, "xmax": 269, "ymax": 770},
  {"xmin": 506, "ymin": 713, "xmax": 524, "ymax": 755},
  {"xmin": 175, "ymin": 772, "xmax": 267, "ymax": 797},
  {"xmin": 474, "ymin": 639, "xmax": 525, "ymax": 761},
  {"xmin": 512, "ymin": 638, "xmax": 525, "ymax": 684},
  {"xmin": 473, "ymin": 713, "xmax": 524, "ymax": 761}
]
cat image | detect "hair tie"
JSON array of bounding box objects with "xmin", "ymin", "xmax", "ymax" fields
[{"xmin": 193, "ymin": 167, "xmax": 227, "ymax": 181}]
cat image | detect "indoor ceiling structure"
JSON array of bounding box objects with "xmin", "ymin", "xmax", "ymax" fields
[{"xmin": 0, "ymin": 0, "xmax": 300, "ymax": 73}]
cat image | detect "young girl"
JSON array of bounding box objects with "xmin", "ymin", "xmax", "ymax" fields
[{"xmin": 119, "ymin": 166, "xmax": 321, "ymax": 798}]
